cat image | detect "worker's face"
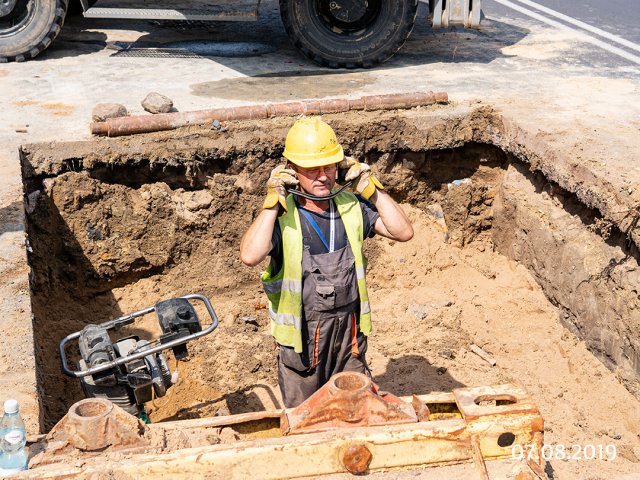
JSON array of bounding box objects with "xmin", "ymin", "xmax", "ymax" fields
[{"xmin": 291, "ymin": 163, "xmax": 337, "ymax": 196}]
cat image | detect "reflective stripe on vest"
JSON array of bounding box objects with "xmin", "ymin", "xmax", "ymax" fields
[
  {"xmin": 335, "ymin": 191, "xmax": 371, "ymax": 334},
  {"xmin": 261, "ymin": 192, "xmax": 371, "ymax": 353}
]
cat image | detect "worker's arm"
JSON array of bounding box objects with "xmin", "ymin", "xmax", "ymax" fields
[
  {"xmin": 241, "ymin": 166, "xmax": 298, "ymax": 266},
  {"xmin": 369, "ymin": 189, "xmax": 414, "ymax": 242},
  {"xmin": 240, "ymin": 206, "xmax": 279, "ymax": 266},
  {"xmin": 340, "ymin": 157, "xmax": 413, "ymax": 242}
]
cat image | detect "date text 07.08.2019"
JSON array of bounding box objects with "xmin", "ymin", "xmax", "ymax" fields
[{"xmin": 512, "ymin": 444, "xmax": 617, "ymax": 462}]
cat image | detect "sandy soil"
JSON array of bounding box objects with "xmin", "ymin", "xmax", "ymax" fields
[{"xmin": 100, "ymin": 203, "xmax": 640, "ymax": 480}]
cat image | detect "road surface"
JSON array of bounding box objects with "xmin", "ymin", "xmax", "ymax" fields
[{"xmin": 485, "ymin": 0, "xmax": 640, "ymax": 67}]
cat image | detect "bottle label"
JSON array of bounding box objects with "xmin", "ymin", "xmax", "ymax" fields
[
  {"xmin": 4, "ymin": 430, "xmax": 24, "ymax": 445},
  {"xmin": 0, "ymin": 467, "xmax": 24, "ymax": 474}
]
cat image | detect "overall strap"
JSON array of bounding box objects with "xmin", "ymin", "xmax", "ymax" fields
[{"xmin": 298, "ymin": 203, "xmax": 336, "ymax": 253}]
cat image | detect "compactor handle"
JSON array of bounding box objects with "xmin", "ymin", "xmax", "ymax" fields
[{"xmin": 59, "ymin": 293, "xmax": 218, "ymax": 378}]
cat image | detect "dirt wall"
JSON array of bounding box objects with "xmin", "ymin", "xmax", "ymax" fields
[
  {"xmin": 493, "ymin": 163, "xmax": 640, "ymax": 397},
  {"xmin": 20, "ymin": 106, "xmax": 640, "ymax": 252},
  {"xmin": 25, "ymin": 142, "xmax": 508, "ymax": 427}
]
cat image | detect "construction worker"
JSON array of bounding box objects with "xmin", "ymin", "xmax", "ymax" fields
[{"xmin": 240, "ymin": 117, "xmax": 413, "ymax": 407}]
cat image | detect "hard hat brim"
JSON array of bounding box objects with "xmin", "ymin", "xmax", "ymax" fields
[{"xmin": 283, "ymin": 144, "xmax": 344, "ymax": 168}]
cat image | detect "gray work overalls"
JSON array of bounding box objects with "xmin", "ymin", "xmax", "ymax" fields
[{"xmin": 277, "ymin": 209, "xmax": 370, "ymax": 408}]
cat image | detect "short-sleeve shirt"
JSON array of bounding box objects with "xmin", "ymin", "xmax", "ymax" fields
[{"xmin": 269, "ymin": 195, "xmax": 379, "ymax": 272}]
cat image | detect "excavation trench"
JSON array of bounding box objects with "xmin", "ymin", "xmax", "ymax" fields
[{"xmin": 19, "ymin": 108, "xmax": 640, "ymax": 474}]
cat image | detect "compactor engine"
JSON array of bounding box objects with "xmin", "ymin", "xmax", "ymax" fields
[{"xmin": 59, "ymin": 294, "xmax": 218, "ymax": 415}]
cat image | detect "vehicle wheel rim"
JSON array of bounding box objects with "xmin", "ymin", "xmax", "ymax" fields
[
  {"xmin": 0, "ymin": 0, "xmax": 37, "ymax": 38},
  {"xmin": 315, "ymin": 0, "xmax": 382, "ymax": 35}
]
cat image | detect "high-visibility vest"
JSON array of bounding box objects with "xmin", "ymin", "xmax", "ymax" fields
[{"xmin": 261, "ymin": 192, "xmax": 372, "ymax": 353}]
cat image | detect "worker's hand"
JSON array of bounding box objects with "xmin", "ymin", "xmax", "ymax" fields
[
  {"xmin": 339, "ymin": 156, "xmax": 384, "ymax": 200},
  {"xmin": 263, "ymin": 165, "xmax": 299, "ymax": 211}
]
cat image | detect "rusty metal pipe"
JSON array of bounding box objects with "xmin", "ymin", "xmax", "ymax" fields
[{"xmin": 91, "ymin": 91, "xmax": 449, "ymax": 137}]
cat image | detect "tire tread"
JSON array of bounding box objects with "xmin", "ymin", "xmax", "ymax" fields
[
  {"xmin": 1, "ymin": 0, "xmax": 68, "ymax": 62},
  {"xmin": 279, "ymin": 0, "xmax": 418, "ymax": 68}
]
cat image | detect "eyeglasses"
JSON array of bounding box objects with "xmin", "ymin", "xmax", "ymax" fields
[{"xmin": 296, "ymin": 164, "xmax": 337, "ymax": 177}]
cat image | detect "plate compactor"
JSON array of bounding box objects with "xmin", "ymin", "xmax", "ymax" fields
[{"xmin": 59, "ymin": 294, "xmax": 218, "ymax": 416}]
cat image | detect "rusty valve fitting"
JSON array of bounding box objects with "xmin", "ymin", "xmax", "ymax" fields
[{"xmin": 61, "ymin": 398, "xmax": 147, "ymax": 451}]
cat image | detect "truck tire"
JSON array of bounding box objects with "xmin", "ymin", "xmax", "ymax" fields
[
  {"xmin": 279, "ymin": 0, "xmax": 418, "ymax": 68},
  {"xmin": 0, "ymin": 0, "xmax": 68, "ymax": 62}
]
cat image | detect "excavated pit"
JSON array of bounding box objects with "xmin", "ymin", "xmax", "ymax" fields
[{"xmin": 19, "ymin": 107, "xmax": 640, "ymax": 476}]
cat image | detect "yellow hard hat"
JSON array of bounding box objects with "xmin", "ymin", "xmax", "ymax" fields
[{"xmin": 283, "ymin": 117, "xmax": 344, "ymax": 168}]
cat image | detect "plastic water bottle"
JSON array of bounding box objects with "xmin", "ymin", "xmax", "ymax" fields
[{"xmin": 0, "ymin": 399, "xmax": 28, "ymax": 475}]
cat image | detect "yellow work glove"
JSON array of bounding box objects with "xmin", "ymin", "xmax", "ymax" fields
[
  {"xmin": 340, "ymin": 156, "xmax": 384, "ymax": 200},
  {"xmin": 263, "ymin": 165, "xmax": 299, "ymax": 211}
]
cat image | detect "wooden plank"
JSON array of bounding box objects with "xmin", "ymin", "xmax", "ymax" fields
[
  {"xmin": 151, "ymin": 409, "xmax": 283, "ymax": 431},
  {"xmin": 400, "ymin": 392, "xmax": 456, "ymax": 403}
]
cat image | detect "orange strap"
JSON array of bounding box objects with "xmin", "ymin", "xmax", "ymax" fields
[
  {"xmin": 312, "ymin": 322, "xmax": 321, "ymax": 368},
  {"xmin": 351, "ymin": 312, "xmax": 359, "ymax": 357}
]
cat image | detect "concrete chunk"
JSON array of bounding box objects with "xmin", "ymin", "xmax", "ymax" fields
[
  {"xmin": 141, "ymin": 92, "xmax": 174, "ymax": 114},
  {"xmin": 92, "ymin": 103, "xmax": 128, "ymax": 122}
]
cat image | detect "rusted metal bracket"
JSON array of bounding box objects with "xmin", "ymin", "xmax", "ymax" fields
[
  {"xmin": 282, "ymin": 372, "xmax": 417, "ymax": 435},
  {"xmin": 34, "ymin": 398, "xmax": 149, "ymax": 463},
  {"xmin": 25, "ymin": 381, "xmax": 546, "ymax": 479}
]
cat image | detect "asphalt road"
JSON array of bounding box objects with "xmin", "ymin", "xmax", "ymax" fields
[{"xmin": 484, "ymin": 0, "xmax": 640, "ymax": 67}]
